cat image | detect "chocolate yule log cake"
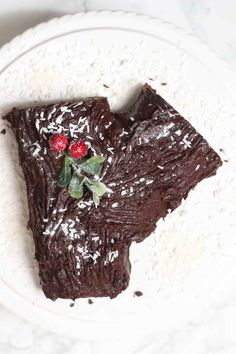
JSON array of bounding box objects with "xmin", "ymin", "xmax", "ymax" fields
[{"xmin": 4, "ymin": 84, "xmax": 222, "ymax": 300}]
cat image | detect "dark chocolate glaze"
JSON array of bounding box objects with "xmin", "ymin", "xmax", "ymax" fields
[{"xmin": 4, "ymin": 84, "xmax": 222, "ymax": 300}]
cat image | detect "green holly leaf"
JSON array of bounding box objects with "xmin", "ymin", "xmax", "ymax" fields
[
  {"xmin": 57, "ymin": 151, "xmax": 111, "ymax": 206},
  {"xmin": 92, "ymin": 193, "xmax": 100, "ymax": 207},
  {"xmin": 79, "ymin": 156, "xmax": 105, "ymax": 176},
  {"xmin": 86, "ymin": 180, "xmax": 112, "ymax": 197},
  {"xmin": 58, "ymin": 155, "xmax": 71, "ymax": 187},
  {"xmin": 68, "ymin": 173, "xmax": 85, "ymax": 199}
]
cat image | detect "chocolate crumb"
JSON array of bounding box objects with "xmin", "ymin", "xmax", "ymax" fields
[
  {"xmin": 224, "ymin": 159, "xmax": 229, "ymax": 163},
  {"xmin": 88, "ymin": 299, "xmax": 93, "ymax": 304},
  {"xmin": 70, "ymin": 303, "xmax": 74, "ymax": 307},
  {"xmin": 148, "ymin": 78, "xmax": 154, "ymax": 81},
  {"xmin": 103, "ymin": 84, "xmax": 109, "ymax": 88},
  {"xmin": 1, "ymin": 129, "xmax": 6, "ymax": 135},
  {"xmin": 161, "ymin": 82, "xmax": 167, "ymax": 86},
  {"xmin": 134, "ymin": 291, "xmax": 143, "ymax": 297},
  {"xmin": 219, "ymin": 148, "xmax": 224, "ymax": 152}
]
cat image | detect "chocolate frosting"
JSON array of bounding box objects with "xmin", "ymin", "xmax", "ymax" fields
[{"xmin": 4, "ymin": 84, "xmax": 222, "ymax": 300}]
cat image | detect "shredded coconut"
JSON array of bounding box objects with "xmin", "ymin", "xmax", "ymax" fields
[
  {"xmin": 107, "ymin": 147, "xmax": 114, "ymax": 154},
  {"xmin": 181, "ymin": 134, "xmax": 192, "ymax": 149},
  {"xmin": 105, "ymin": 122, "xmax": 112, "ymax": 129},
  {"xmin": 105, "ymin": 250, "xmax": 119, "ymax": 265},
  {"xmin": 32, "ymin": 142, "xmax": 41, "ymax": 156},
  {"xmin": 175, "ymin": 129, "xmax": 182, "ymax": 136}
]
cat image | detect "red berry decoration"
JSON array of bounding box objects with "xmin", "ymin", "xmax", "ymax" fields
[
  {"xmin": 49, "ymin": 133, "xmax": 68, "ymax": 152},
  {"xmin": 68, "ymin": 140, "xmax": 88, "ymax": 159}
]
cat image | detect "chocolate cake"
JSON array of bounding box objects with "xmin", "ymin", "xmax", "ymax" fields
[{"xmin": 4, "ymin": 84, "xmax": 222, "ymax": 300}]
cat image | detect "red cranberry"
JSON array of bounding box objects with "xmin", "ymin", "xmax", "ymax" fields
[
  {"xmin": 49, "ymin": 133, "xmax": 68, "ymax": 152},
  {"xmin": 68, "ymin": 140, "xmax": 88, "ymax": 159}
]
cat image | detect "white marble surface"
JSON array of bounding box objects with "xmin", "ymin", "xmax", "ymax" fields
[{"xmin": 0, "ymin": 1, "xmax": 236, "ymax": 353}]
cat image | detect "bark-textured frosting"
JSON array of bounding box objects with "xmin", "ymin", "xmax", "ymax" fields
[{"xmin": 4, "ymin": 85, "xmax": 222, "ymax": 300}]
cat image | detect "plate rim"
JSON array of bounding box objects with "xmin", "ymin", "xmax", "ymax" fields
[{"xmin": 0, "ymin": 11, "xmax": 235, "ymax": 95}]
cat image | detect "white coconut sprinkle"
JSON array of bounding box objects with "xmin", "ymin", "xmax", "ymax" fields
[
  {"xmin": 119, "ymin": 128, "xmax": 129, "ymax": 137},
  {"xmin": 40, "ymin": 127, "xmax": 49, "ymax": 135},
  {"xmin": 181, "ymin": 134, "xmax": 192, "ymax": 149},
  {"xmin": 42, "ymin": 217, "xmax": 63, "ymax": 237},
  {"xmin": 32, "ymin": 142, "xmax": 41, "ymax": 156},
  {"xmin": 47, "ymin": 107, "xmax": 56, "ymax": 120},
  {"xmin": 75, "ymin": 256, "xmax": 81, "ymax": 269},
  {"xmin": 35, "ymin": 119, "xmax": 40, "ymax": 131},
  {"xmin": 105, "ymin": 122, "xmax": 112, "ymax": 129},
  {"xmin": 105, "ymin": 250, "xmax": 119, "ymax": 264},
  {"xmin": 60, "ymin": 106, "xmax": 68, "ymax": 112},
  {"xmin": 156, "ymin": 122, "xmax": 175, "ymax": 140},
  {"xmin": 77, "ymin": 202, "xmax": 87, "ymax": 209},
  {"xmin": 59, "ymin": 207, "xmax": 67, "ymax": 212},
  {"xmin": 92, "ymin": 236, "xmax": 99, "ymax": 242},
  {"xmin": 68, "ymin": 219, "xmax": 75, "ymax": 227},
  {"xmin": 60, "ymin": 218, "xmax": 81, "ymax": 239},
  {"xmin": 107, "ymin": 147, "xmax": 114, "ymax": 154},
  {"xmin": 73, "ymin": 101, "xmax": 83, "ymax": 107},
  {"xmin": 51, "ymin": 218, "xmax": 63, "ymax": 236},
  {"xmin": 55, "ymin": 114, "xmax": 64, "ymax": 125},
  {"xmin": 175, "ymin": 129, "xmax": 182, "ymax": 136},
  {"xmin": 85, "ymin": 251, "xmax": 101, "ymax": 263}
]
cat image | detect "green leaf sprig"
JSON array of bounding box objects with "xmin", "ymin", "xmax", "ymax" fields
[{"xmin": 58, "ymin": 154, "xmax": 112, "ymax": 206}]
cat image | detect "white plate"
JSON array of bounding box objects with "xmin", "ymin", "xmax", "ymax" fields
[{"xmin": 0, "ymin": 11, "xmax": 236, "ymax": 339}]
